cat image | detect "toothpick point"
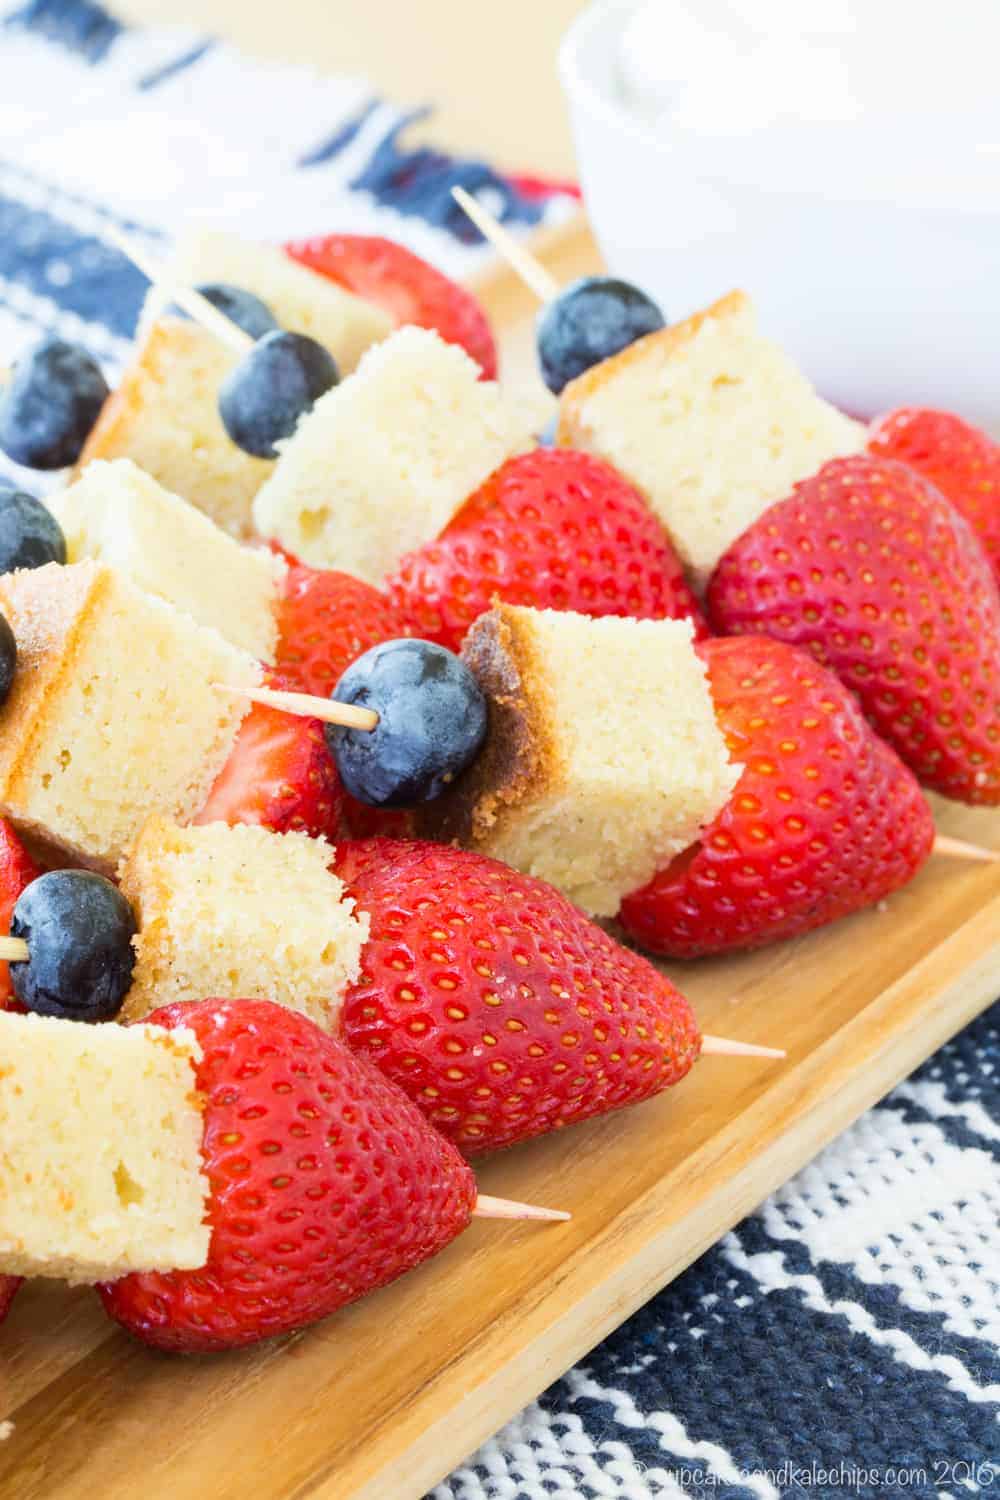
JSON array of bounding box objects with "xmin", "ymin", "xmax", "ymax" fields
[
  {"xmin": 214, "ymin": 683, "xmax": 379, "ymax": 733},
  {"xmin": 473, "ymin": 1193, "xmax": 571, "ymax": 1223},
  {"xmin": 932, "ymin": 833, "xmax": 999, "ymax": 864},
  {"xmin": 451, "ymin": 187, "xmax": 562, "ymax": 303},
  {"xmin": 701, "ymin": 1034, "xmax": 786, "ymax": 1060}
]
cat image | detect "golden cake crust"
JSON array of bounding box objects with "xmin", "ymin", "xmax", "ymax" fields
[
  {"xmin": 75, "ymin": 318, "xmax": 274, "ymax": 537},
  {"xmin": 416, "ymin": 603, "xmax": 563, "ymax": 848},
  {"xmin": 557, "ymin": 289, "xmax": 748, "ymax": 440},
  {"xmin": 0, "ymin": 561, "xmax": 105, "ymax": 835},
  {"xmin": 0, "ymin": 561, "xmax": 260, "ymax": 870}
]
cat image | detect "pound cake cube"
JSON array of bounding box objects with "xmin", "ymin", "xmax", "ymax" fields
[
  {"xmin": 119, "ymin": 818, "xmax": 369, "ymax": 1030},
  {"xmin": 77, "ymin": 317, "xmax": 274, "ymax": 538},
  {"xmin": 142, "ymin": 226, "xmax": 392, "ymax": 372},
  {"xmin": 50, "ymin": 459, "xmax": 284, "ymax": 659},
  {"xmin": 252, "ymin": 326, "xmax": 530, "ymax": 580},
  {"xmin": 417, "ymin": 603, "xmax": 741, "ymax": 917},
  {"xmin": 0, "ymin": 561, "xmax": 260, "ymax": 870},
  {"xmin": 558, "ymin": 290, "xmax": 866, "ymax": 586},
  {"xmin": 0, "ymin": 1010, "xmax": 209, "ymax": 1282}
]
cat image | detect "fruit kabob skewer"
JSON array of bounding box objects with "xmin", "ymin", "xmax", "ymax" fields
[
  {"xmin": 0, "ymin": 820, "xmax": 782, "ymax": 1344},
  {"xmin": 0, "ymin": 995, "xmax": 572, "ymax": 1354},
  {"xmin": 450, "ymin": 189, "xmax": 1000, "ymax": 851},
  {"xmin": 0, "ymin": 221, "xmax": 990, "ymax": 921},
  {"xmin": 0, "ymin": 543, "xmax": 985, "ymax": 981},
  {"xmin": 0, "ymin": 824, "xmax": 783, "ymax": 1130}
]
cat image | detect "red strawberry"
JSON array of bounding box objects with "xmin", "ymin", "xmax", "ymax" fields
[
  {"xmin": 0, "ymin": 820, "xmax": 39, "ymax": 1011},
  {"xmin": 273, "ymin": 565, "xmax": 414, "ymax": 839},
  {"xmin": 285, "ymin": 234, "xmax": 498, "ymax": 379},
  {"xmin": 708, "ymin": 456, "xmax": 1000, "ymax": 805},
  {"xmin": 99, "ymin": 998, "xmax": 477, "ymax": 1352},
  {"xmin": 869, "ymin": 408, "xmax": 1000, "ymax": 584},
  {"xmin": 195, "ymin": 689, "xmax": 344, "ymax": 842},
  {"xmin": 275, "ymin": 563, "xmax": 412, "ymax": 701},
  {"xmin": 332, "ymin": 839, "xmax": 701, "ymax": 1155},
  {"xmin": 385, "ymin": 449, "xmax": 708, "ymax": 653},
  {"xmin": 620, "ymin": 636, "xmax": 934, "ymax": 957}
]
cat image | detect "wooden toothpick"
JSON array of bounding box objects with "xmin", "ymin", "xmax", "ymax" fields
[
  {"xmin": 451, "ymin": 187, "xmax": 561, "ymax": 303},
  {"xmin": 105, "ymin": 224, "xmax": 254, "ymax": 356},
  {"xmin": 0, "ymin": 936, "xmax": 28, "ymax": 963},
  {"xmin": 473, "ymin": 1194, "xmax": 570, "ymax": 1223},
  {"xmin": 932, "ymin": 833, "xmax": 999, "ymax": 864},
  {"xmin": 213, "ymin": 682, "xmax": 379, "ymax": 733},
  {"xmin": 701, "ymin": 1035, "xmax": 786, "ymax": 1060}
]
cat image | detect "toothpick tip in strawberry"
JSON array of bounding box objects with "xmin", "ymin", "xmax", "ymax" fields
[
  {"xmin": 932, "ymin": 834, "xmax": 1000, "ymax": 864},
  {"xmin": 473, "ymin": 1194, "xmax": 571, "ymax": 1223},
  {"xmin": 700, "ymin": 1035, "xmax": 786, "ymax": 1060}
]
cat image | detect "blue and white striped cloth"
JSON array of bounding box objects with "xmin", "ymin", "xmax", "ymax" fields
[
  {"xmin": 0, "ymin": 0, "xmax": 575, "ymax": 384},
  {"xmin": 0, "ymin": 5, "xmax": 996, "ymax": 1496},
  {"xmin": 433, "ymin": 1006, "xmax": 1000, "ymax": 1499}
]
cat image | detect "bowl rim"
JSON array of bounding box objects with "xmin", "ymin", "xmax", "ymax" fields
[
  {"xmin": 558, "ymin": 0, "xmax": 673, "ymax": 159},
  {"xmin": 557, "ymin": 0, "xmax": 1000, "ymax": 216}
]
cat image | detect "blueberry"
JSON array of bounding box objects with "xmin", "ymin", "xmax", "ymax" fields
[
  {"xmin": 10, "ymin": 870, "xmax": 137, "ymax": 1022},
  {"xmin": 536, "ymin": 276, "xmax": 666, "ymax": 395},
  {"xmin": 0, "ymin": 338, "xmax": 109, "ymax": 469},
  {"xmin": 0, "ymin": 613, "xmax": 15, "ymax": 707},
  {"xmin": 0, "ymin": 488, "xmax": 66, "ymax": 574},
  {"xmin": 218, "ymin": 330, "xmax": 339, "ymax": 459},
  {"xmin": 193, "ymin": 282, "xmax": 280, "ymax": 341},
  {"xmin": 326, "ymin": 638, "xmax": 487, "ymax": 807}
]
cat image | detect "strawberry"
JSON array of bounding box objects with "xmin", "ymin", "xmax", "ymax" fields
[
  {"xmin": 285, "ymin": 234, "xmax": 498, "ymax": 379},
  {"xmin": 99, "ymin": 998, "xmax": 478, "ymax": 1353},
  {"xmin": 620, "ymin": 636, "xmax": 934, "ymax": 957},
  {"xmin": 273, "ymin": 565, "xmax": 414, "ymax": 839},
  {"xmin": 332, "ymin": 839, "xmax": 701, "ymax": 1155},
  {"xmin": 708, "ymin": 456, "xmax": 1000, "ymax": 804},
  {"xmin": 0, "ymin": 819, "xmax": 39, "ymax": 1011},
  {"xmin": 385, "ymin": 449, "xmax": 708, "ymax": 653},
  {"xmin": 274, "ymin": 563, "xmax": 413, "ymax": 701},
  {"xmin": 869, "ymin": 408, "xmax": 1000, "ymax": 585},
  {"xmin": 195, "ymin": 686, "xmax": 344, "ymax": 842}
]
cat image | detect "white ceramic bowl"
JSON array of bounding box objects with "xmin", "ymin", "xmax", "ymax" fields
[{"xmin": 559, "ymin": 0, "xmax": 1000, "ymax": 428}]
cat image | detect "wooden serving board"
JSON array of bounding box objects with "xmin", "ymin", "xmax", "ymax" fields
[{"xmin": 2, "ymin": 224, "xmax": 999, "ymax": 1500}]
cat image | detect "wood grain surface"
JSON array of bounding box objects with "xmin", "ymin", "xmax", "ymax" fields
[{"xmin": 1, "ymin": 230, "xmax": 998, "ymax": 1500}]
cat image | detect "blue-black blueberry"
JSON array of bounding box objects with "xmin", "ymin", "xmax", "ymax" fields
[
  {"xmin": 326, "ymin": 638, "xmax": 487, "ymax": 807},
  {"xmin": 10, "ymin": 870, "xmax": 137, "ymax": 1022},
  {"xmin": 536, "ymin": 275, "xmax": 666, "ymax": 395},
  {"xmin": 0, "ymin": 338, "xmax": 109, "ymax": 469},
  {"xmin": 0, "ymin": 488, "xmax": 66, "ymax": 573},
  {"xmin": 218, "ymin": 330, "xmax": 339, "ymax": 459}
]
